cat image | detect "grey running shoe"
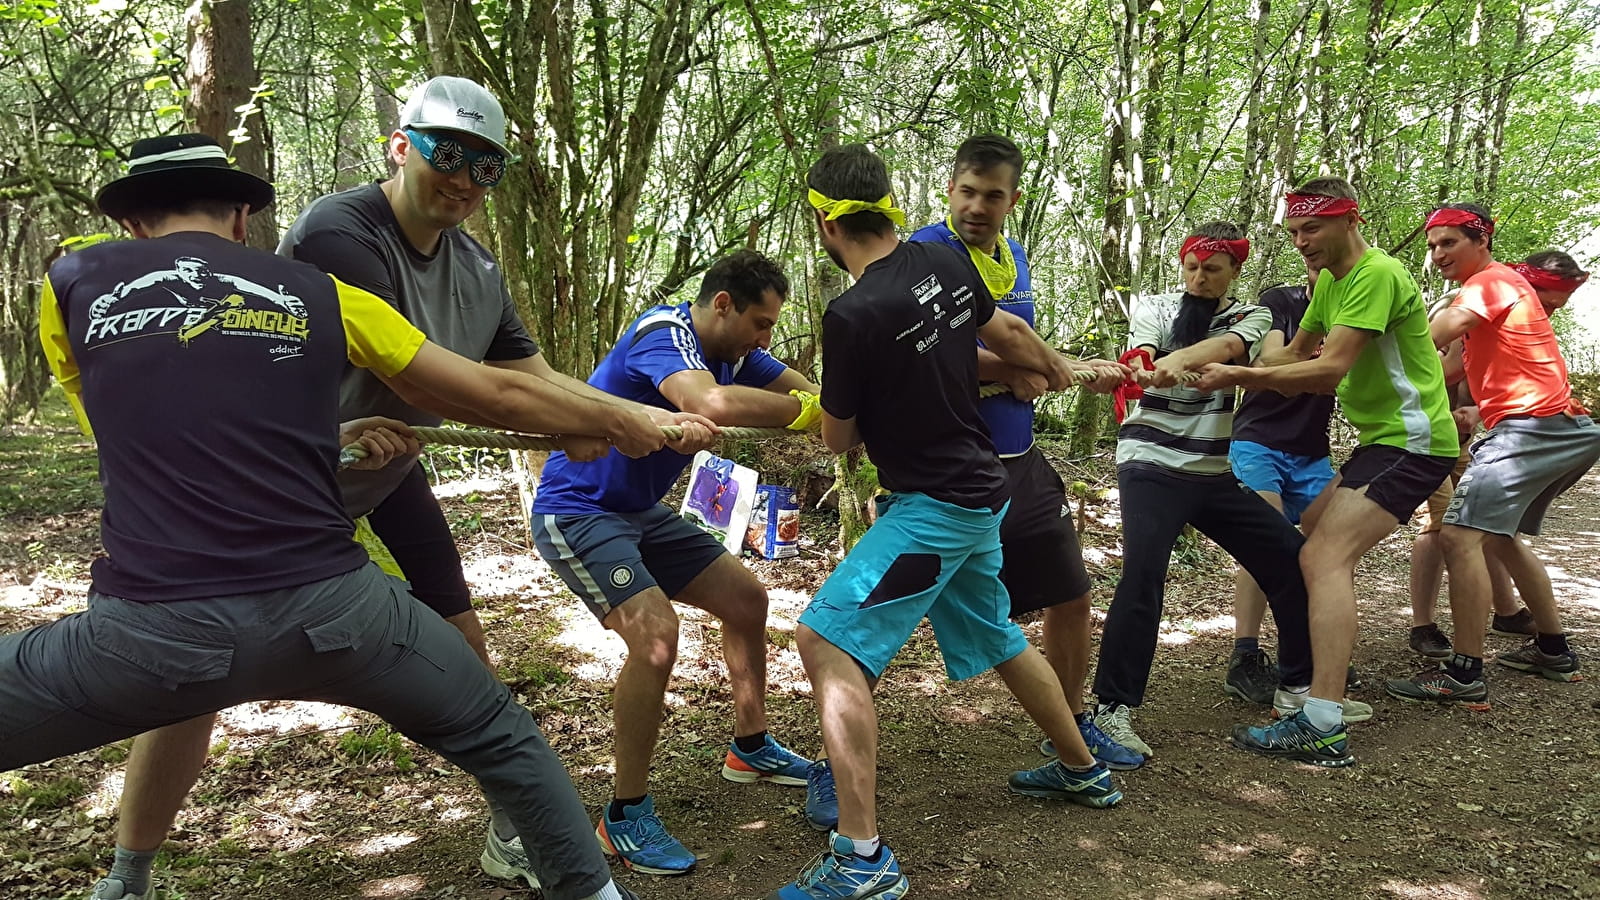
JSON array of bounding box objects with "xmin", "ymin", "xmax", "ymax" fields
[
  {"xmin": 1224, "ymin": 648, "xmax": 1279, "ymax": 705},
  {"xmin": 1496, "ymin": 641, "xmax": 1581, "ymax": 682},
  {"xmin": 1092, "ymin": 703, "xmax": 1153, "ymax": 758},
  {"xmin": 479, "ymin": 824, "xmax": 541, "ymax": 889},
  {"xmin": 1231, "ymin": 710, "xmax": 1353, "ymax": 768},
  {"xmin": 89, "ymin": 878, "xmax": 153, "ymax": 900},
  {"xmin": 1490, "ymin": 609, "xmax": 1538, "ymax": 637},
  {"xmin": 1384, "ymin": 665, "xmax": 1490, "ymax": 709},
  {"xmin": 1271, "ymin": 688, "xmax": 1373, "ymax": 723},
  {"xmin": 1409, "ymin": 624, "xmax": 1453, "ymax": 659}
]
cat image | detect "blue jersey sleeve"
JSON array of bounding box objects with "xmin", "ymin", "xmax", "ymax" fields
[
  {"xmin": 734, "ymin": 347, "xmax": 788, "ymax": 388},
  {"xmin": 624, "ymin": 321, "xmax": 709, "ymax": 390}
]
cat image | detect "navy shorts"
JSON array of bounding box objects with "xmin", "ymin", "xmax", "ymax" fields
[
  {"xmin": 998, "ymin": 446, "xmax": 1092, "ymax": 615},
  {"xmin": 531, "ymin": 504, "xmax": 728, "ymax": 621},
  {"xmin": 1338, "ymin": 444, "xmax": 1457, "ymax": 524}
]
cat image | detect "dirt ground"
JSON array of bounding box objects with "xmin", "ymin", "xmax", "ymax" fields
[{"xmin": 3, "ymin": 408, "xmax": 1598, "ymax": 900}]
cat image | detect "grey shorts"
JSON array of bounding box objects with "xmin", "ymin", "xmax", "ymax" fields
[
  {"xmin": 530, "ymin": 504, "xmax": 728, "ymax": 621},
  {"xmin": 1445, "ymin": 414, "xmax": 1600, "ymax": 536}
]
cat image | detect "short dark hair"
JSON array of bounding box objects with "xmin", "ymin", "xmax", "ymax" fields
[
  {"xmin": 1293, "ymin": 176, "xmax": 1357, "ymax": 201},
  {"xmin": 696, "ymin": 249, "xmax": 789, "ymax": 312},
  {"xmin": 1432, "ymin": 201, "xmax": 1495, "ymax": 249},
  {"xmin": 953, "ymin": 134, "xmax": 1024, "ymax": 188},
  {"xmin": 1525, "ymin": 249, "xmax": 1588, "ymax": 280},
  {"xmin": 120, "ymin": 196, "xmax": 245, "ymax": 228},
  {"xmin": 806, "ymin": 144, "xmax": 895, "ymax": 238},
  {"xmin": 1188, "ymin": 221, "xmax": 1245, "ymax": 242}
]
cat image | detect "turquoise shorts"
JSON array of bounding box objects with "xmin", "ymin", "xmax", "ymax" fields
[{"xmin": 799, "ymin": 492, "xmax": 1030, "ymax": 682}]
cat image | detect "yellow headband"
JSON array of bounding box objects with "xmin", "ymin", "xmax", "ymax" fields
[{"xmin": 807, "ymin": 188, "xmax": 907, "ymax": 227}]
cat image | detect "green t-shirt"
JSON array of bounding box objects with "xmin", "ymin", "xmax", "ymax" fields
[{"xmin": 1300, "ymin": 248, "xmax": 1458, "ymax": 457}]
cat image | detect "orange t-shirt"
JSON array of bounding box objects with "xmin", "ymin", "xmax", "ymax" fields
[{"xmin": 1450, "ymin": 261, "xmax": 1572, "ymax": 429}]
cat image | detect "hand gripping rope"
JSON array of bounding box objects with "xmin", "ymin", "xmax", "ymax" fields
[{"xmin": 335, "ymin": 367, "xmax": 1196, "ymax": 466}]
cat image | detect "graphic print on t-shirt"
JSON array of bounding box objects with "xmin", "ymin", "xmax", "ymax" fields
[{"xmin": 82, "ymin": 255, "xmax": 311, "ymax": 356}]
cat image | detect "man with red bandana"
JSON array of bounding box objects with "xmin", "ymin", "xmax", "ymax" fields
[
  {"xmin": 1385, "ymin": 204, "xmax": 1599, "ymax": 703},
  {"xmin": 1089, "ymin": 221, "xmax": 1327, "ymax": 759},
  {"xmin": 1194, "ymin": 178, "xmax": 1457, "ymax": 767}
]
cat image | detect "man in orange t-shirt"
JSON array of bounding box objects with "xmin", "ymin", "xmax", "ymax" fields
[{"xmin": 1386, "ymin": 203, "xmax": 1600, "ymax": 708}]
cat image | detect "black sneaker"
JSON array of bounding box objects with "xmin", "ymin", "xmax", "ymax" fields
[
  {"xmin": 1224, "ymin": 648, "xmax": 1279, "ymax": 705},
  {"xmin": 1345, "ymin": 664, "xmax": 1363, "ymax": 690},
  {"xmin": 1409, "ymin": 624, "xmax": 1453, "ymax": 659},
  {"xmin": 1384, "ymin": 664, "xmax": 1489, "ymax": 709},
  {"xmin": 1491, "ymin": 609, "xmax": 1537, "ymax": 637},
  {"xmin": 1497, "ymin": 640, "xmax": 1581, "ymax": 682}
]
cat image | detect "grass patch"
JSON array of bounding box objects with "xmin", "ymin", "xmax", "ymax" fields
[
  {"xmin": 3, "ymin": 772, "xmax": 88, "ymax": 810},
  {"xmin": 336, "ymin": 726, "xmax": 415, "ymax": 772},
  {"xmin": 0, "ymin": 387, "xmax": 102, "ymax": 519}
]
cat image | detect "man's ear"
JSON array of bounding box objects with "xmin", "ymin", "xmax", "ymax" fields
[
  {"xmin": 388, "ymin": 131, "xmax": 410, "ymax": 168},
  {"xmin": 118, "ymin": 217, "xmax": 146, "ymax": 239},
  {"xmin": 712, "ymin": 290, "xmax": 734, "ymax": 315},
  {"xmin": 231, "ymin": 206, "xmax": 249, "ymax": 242}
]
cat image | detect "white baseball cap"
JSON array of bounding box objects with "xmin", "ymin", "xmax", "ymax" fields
[{"xmin": 400, "ymin": 76, "xmax": 517, "ymax": 159}]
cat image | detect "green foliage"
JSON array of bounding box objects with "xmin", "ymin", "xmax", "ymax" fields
[
  {"xmin": 2, "ymin": 772, "xmax": 88, "ymax": 810},
  {"xmin": 336, "ymin": 726, "xmax": 415, "ymax": 772}
]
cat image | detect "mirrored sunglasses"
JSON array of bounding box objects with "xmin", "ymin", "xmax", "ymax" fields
[{"xmin": 403, "ymin": 128, "xmax": 507, "ymax": 187}]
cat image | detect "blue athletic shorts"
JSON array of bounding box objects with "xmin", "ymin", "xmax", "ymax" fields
[
  {"xmin": 799, "ymin": 492, "xmax": 1030, "ymax": 682},
  {"xmin": 1227, "ymin": 440, "xmax": 1335, "ymax": 525},
  {"xmin": 531, "ymin": 504, "xmax": 728, "ymax": 621}
]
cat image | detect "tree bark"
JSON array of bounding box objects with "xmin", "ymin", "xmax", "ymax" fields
[{"xmin": 185, "ymin": 0, "xmax": 277, "ymax": 249}]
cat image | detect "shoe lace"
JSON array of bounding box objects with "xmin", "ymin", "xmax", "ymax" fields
[
  {"xmin": 1102, "ymin": 705, "xmax": 1137, "ymax": 743},
  {"xmin": 809, "ymin": 766, "xmax": 836, "ymax": 805},
  {"xmin": 796, "ymin": 848, "xmax": 836, "ymax": 888},
  {"xmin": 631, "ymin": 813, "xmax": 677, "ymax": 851}
]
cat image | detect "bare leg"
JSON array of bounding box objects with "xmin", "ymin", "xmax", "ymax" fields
[
  {"xmin": 1409, "ymin": 531, "xmax": 1445, "ymax": 626},
  {"xmin": 1486, "ymin": 552, "xmax": 1520, "ymax": 617},
  {"xmin": 994, "ymin": 648, "xmax": 1094, "ymax": 767},
  {"xmin": 603, "ymin": 588, "xmax": 680, "ymax": 800},
  {"xmin": 1300, "ymin": 485, "xmax": 1401, "ymax": 702},
  {"xmin": 675, "ymin": 555, "xmax": 771, "ymax": 737},
  {"xmin": 1040, "ymin": 597, "xmax": 1090, "ymax": 716},
  {"xmin": 1440, "ymin": 525, "xmax": 1494, "ymax": 657},
  {"xmin": 117, "ymin": 714, "xmax": 217, "ymax": 851},
  {"xmin": 1487, "ymin": 535, "xmax": 1564, "ymax": 635},
  {"xmin": 797, "ymin": 625, "xmax": 878, "ymax": 840}
]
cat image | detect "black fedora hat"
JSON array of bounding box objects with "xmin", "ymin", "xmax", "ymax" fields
[{"xmin": 95, "ymin": 133, "xmax": 274, "ymax": 220}]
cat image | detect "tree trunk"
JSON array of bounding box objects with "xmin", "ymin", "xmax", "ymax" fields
[{"xmin": 185, "ymin": 0, "xmax": 277, "ymax": 249}]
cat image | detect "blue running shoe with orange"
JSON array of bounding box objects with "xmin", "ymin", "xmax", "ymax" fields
[
  {"xmin": 596, "ymin": 795, "xmax": 697, "ymax": 875},
  {"xmin": 804, "ymin": 759, "xmax": 838, "ymax": 831},
  {"xmin": 768, "ymin": 831, "xmax": 909, "ymax": 900},
  {"xmin": 723, "ymin": 734, "xmax": 812, "ymax": 786},
  {"xmin": 1008, "ymin": 760, "xmax": 1123, "ymax": 807}
]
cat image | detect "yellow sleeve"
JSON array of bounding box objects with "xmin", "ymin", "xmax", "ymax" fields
[
  {"xmin": 335, "ymin": 276, "xmax": 426, "ymax": 376},
  {"xmin": 37, "ymin": 276, "xmax": 93, "ymax": 436}
]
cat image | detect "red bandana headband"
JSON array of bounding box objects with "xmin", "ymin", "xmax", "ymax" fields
[
  {"xmin": 1512, "ymin": 262, "xmax": 1588, "ymax": 293},
  {"xmin": 1424, "ymin": 207, "xmax": 1494, "ymax": 237},
  {"xmin": 1283, "ymin": 193, "xmax": 1365, "ymax": 222},
  {"xmin": 1179, "ymin": 236, "xmax": 1250, "ymax": 264}
]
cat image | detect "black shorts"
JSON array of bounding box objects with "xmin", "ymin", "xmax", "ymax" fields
[
  {"xmin": 1338, "ymin": 444, "xmax": 1456, "ymax": 524},
  {"xmin": 364, "ymin": 462, "xmax": 474, "ymax": 618},
  {"xmin": 998, "ymin": 446, "xmax": 1093, "ymax": 616}
]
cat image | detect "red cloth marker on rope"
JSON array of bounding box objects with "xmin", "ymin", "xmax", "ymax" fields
[{"xmin": 1113, "ymin": 348, "xmax": 1153, "ymax": 423}]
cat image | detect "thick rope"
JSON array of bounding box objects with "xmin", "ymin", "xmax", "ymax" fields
[{"xmin": 339, "ymin": 368, "xmax": 1198, "ymax": 465}]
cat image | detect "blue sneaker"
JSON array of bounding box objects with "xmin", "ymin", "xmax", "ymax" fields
[
  {"xmin": 723, "ymin": 734, "xmax": 812, "ymax": 786},
  {"xmin": 1038, "ymin": 714, "xmax": 1146, "ymax": 770},
  {"xmin": 804, "ymin": 759, "xmax": 838, "ymax": 831},
  {"xmin": 1008, "ymin": 759, "xmax": 1123, "ymax": 807},
  {"xmin": 1230, "ymin": 710, "xmax": 1354, "ymax": 768},
  {"xmin": 595, "ymin": 795, "xmax": 697, "ymax": 875},
  {"xmin": 768, "ymin": 831, "xmax": 909, "ymax": 900}
]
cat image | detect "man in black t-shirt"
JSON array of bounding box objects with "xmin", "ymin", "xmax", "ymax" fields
[
  {"xmin": 1223, "ymin": 269, "xmax": 1337, "ymax": 705},
  {"xmin": 769, "ymin": 145, "xmax": 1128, "ymax": 900}
]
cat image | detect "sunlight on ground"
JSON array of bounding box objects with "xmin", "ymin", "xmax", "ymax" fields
[
  {"xmin": 88, "ymin": 768, "xmax": 125, "ymax": 819},
  {"xmin": 738, "ymin": 819, "xmax": 771, "ymax": 831},
  {"xmin": 347, "ymin": 831, "xmax": 419, "ymax": 856},
  {"xmin": 431, "ymin": 473, "xmax": 515, "ymax": 499},
  {"xmin": 219, "ymin": 700, "xmax": 352, "ymax": 738},
  {"xmin": 1379, "ymin": 879, "xmax": 1485, "ymax": 899},
  {"xmin": 1234, "ymin": 782, "xmax": 1288, "ymax": 808},
  {"xmin": 0, "ymin": 582, "xmax": 84, "ymax": 616},
  {"xmin": 359, "ymin": 874, "xmax": 426, "ymax": 897}
]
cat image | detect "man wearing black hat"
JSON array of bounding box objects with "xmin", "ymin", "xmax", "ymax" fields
[
  {"xmin": 7, "ymin": 131, "xmax": 695, "ymax": 900},
  {"xmin": 95, "ymin": 77, "xmax": 688, "ymax": 895}
]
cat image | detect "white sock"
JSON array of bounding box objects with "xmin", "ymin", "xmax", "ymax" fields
[
  {"xmin": 1302, "ymin": 696, "xmax": 1343, "ymax": 732},
  {"xmin": 580, "ymin": 880, "xmax": 625, "ymax": 900},
  {"xmin": 851, "ymin": 835, "xmax": 881, "ymax": 858}
]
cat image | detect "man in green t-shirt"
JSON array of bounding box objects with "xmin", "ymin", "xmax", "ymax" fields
[{"xmin": 1191, "ymin": 177, "xmax": 1458, "ymax": 767}]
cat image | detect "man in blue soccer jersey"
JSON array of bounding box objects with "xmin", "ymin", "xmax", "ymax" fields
[
  {"xmin": 910, "ymin": 134, "xmax": 1144, "ymax": 771},
  {"xmin": 530, "ymin": 250, "xmax": 821, "ymax": 876}
]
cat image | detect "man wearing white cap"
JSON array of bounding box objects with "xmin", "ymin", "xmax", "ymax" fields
[{"xmin": 88, "ymin": 77, "xmax": 687, "ymax": 897}]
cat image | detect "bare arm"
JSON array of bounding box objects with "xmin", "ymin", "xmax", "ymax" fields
[
  {"xmin": 1260, "ymin": 327, "xmax": 1321, "ymax": 367},
  {"xmin": 658, "ymin": 368, "xmax": 803, "ymax": 426},
  {"xmin": 1193, "ymin": 325, "xmax": 1372, "ymax": 396},
  {"xmin": 1430, "ymin": 307, "xmax": 1480, "ymax": 349},
  {"xmin": 763, "ymin": 366, "xmax": 821, "ymax": 395},
  {"xmin": 1439, "ymin": 338, "xmax": 1466, "ymax": 386},
  {"xmin": 975, "ymin": 309, "xmax": 1075, "ymax": 389},
  {"xmin": 821, "ymin": 412, "xmax": 862, "ymax": 454}
]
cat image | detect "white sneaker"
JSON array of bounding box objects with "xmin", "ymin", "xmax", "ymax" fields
[
  {"xmin": 479, "ymin": 824, "xmax": 542, "ymax": 889},
  {"xmin": 90, "ymin": 878, "xmax": 153, "ymax": 900},
  {"xmin": 1093, "ymin": 704, "xmax": 1154, "ymax": 758},
  {"xmin": 1272, "ymin": 688, "xmax": 1373, "ymax": 723}
]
